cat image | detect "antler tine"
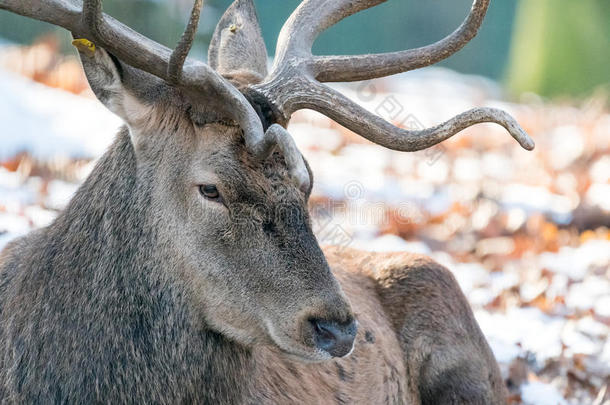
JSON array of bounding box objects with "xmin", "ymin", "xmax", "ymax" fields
[
  {"xmin": 248, "ymin": 124, "xmax": 310, "ymax": 191},
  {"xmin": 271, "ymin": 0, "xmax": 490, "ymax": 82},
  {"xmin": 291, "ymin": 81, "xmax": 534, "ymax": 151},
  {"xmin": 272, "ymin": 0, "xmax": 383, "ymax": 70},
  {"xmin": 80, "ymin": 0, "xmax": 203, "ymax": 85},
  {"xmin": 168, "ymin": 0, "xmax": 204, "ymax": 84},
  {"xmin": 81, "ymin": 0, "xmax": 103, "ymax": 38},
  {"xmin": 314, "ymin": 0, "xmax": 491, "ymax": 82}
]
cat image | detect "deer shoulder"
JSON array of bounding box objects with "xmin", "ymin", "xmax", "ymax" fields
[{"xmin": 324, "ymin": 246, "xmax": 508, "ymax": 405}]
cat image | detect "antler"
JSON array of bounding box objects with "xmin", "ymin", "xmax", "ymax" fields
[
  {"xmin": 167, "ymin": 0, "xmax": 203, "ymax": 84},
  {"xmin": 1, "ymin": 0, "xmax": 199, "ymax": 89},
  {"xmin": 252, "ymin": 0, "xmax": 535, "ymax": 152},
  {"xmin": 0, "ymin": 0, "xmax": 314, "ymax": 184}
]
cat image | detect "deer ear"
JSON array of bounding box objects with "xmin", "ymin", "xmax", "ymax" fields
[
  {"xmin": 208, "ymin": 0, "xmax": 268, "ymax": 86},
  {"xmin": 73, "ymin": 38, "xmax": 158, "ymax": 127}
]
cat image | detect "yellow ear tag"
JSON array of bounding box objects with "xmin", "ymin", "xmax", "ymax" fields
[
  {"xmin": 71, "ymin": 38, "xmax": 96, "ymax": 57},
  {"xmin": 229, "ymin": 24, "xmax": 237, "ymax": 33}
]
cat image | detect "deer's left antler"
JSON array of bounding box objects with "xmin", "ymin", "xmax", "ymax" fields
[{"xmin": 251, "ymin": 0, "xmax": 534, "ymax": 152}]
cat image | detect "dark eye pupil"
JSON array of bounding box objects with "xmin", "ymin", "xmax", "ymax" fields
[{"xmin": 200, "ymin": 185, "xmax": 219, "ymax": 199}]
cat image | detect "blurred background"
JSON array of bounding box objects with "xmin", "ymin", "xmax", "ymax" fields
[{"xmin": 0, "ymin": 1, "xmax": 609, "ymax": 404}]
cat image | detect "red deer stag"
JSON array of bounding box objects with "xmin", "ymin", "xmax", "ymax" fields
[{"xmin": 0, "ymin": 0, "xmax": 533, "ymax": 403}]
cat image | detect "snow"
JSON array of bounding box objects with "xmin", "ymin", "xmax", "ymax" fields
[
  {"xmin": 589, "ymin": 156, "xmax": 610, "ymax": 183},
  {"xmin": 548, "ymin": 126, "xmax": 585, "ymax": 171},
  {"xmin": 594, "ymin": 296, "xmax": 610, "ymax": 319},
  {"xmin": 0, "ymin": 69, "xmax": 121, "ymax": 161},
  {"xmin": 486, "ymin": 336, "xmax": 524, "ymax": 364},
  {"xmin": 587, "ymin": 183, "xmax": 610, "ymax": 212},
  {"xmin": 565, "ymin": 276, "xmax": 610, "ymax": 312},
  {"xmin": 23, "ymin": 205, "xmax": 56, "ymax": 228},
  {"xmin": 521, "ymin": 381, "xmax": 568, "ymax": 405},
  {"xmin": 0, "ymin": 232, "xmax": 20, "ymax": 252},
  {"xmin": 44, "ymin": 180, "xmax": 79, "ymax": 211},
  {"xmin": 540, "ymin": 240, "xmax": 610, "ymax": 281},
  {"xmin": 476, "ymin": 307, "xmax": 565, "ymax": 365},
  {"xmin": 501, "ymin": 184, "xmax": 575, "ymax": 225},
  {"xmin": 562, "ymin": 320, "xmax": 602, "ymax": 356},
  {"xmin": 0, "ymin": 212, "xmax": 30, "ymax": 234}
]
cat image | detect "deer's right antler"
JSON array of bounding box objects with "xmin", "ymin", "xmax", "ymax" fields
[
  {"xmin": 251, "ymin": 0, "xmax": 535, "ymax": 152},
  {"xmin": 0, "ymin": 0, "xmax": 270, "ymax": 165}
]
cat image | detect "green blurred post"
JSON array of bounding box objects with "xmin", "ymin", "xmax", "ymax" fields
[{"xmin": 507, "ymin": 0, "xmax": 610, "ymax": 98}]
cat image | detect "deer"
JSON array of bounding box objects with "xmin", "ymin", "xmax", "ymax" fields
[{"xmin": 0, "ymin": 0, "xmax": 534, "ymax": 403}]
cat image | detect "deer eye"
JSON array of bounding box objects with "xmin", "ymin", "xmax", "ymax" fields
[{"xmin": 199, "ymin": 185, "xmax": 221, "ymax": 202}]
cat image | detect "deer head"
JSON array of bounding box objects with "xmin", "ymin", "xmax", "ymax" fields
[{"xmin": 0, "ymin": 0, "xmax": 533, "ymax": 362}]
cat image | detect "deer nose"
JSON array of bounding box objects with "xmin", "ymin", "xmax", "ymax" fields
[{"xmin": 311, "ymin": 318, "xmax": 358, "ymax": 358}]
